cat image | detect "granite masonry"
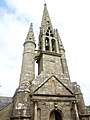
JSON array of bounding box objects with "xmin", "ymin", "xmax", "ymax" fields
[{"xmin": 0, "ymin": 3, "xmax": 90, "ymax": 120}]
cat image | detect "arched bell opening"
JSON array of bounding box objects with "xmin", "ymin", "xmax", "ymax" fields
[
  {"xmin": 51, "ymin": 39, "xmax": 56, "ymax": 52},
  {"xmin": 45, "ymin": 37, "xmax": 49, "ymax": 51},
  {"xmin": 49, "ymin": 110, "xmax": 63, "ymax": 120}
]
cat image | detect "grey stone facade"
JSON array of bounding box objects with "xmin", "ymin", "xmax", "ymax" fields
[{"xmin": 0, "ymin": 3, "xmax": 90, "ymax": 120}]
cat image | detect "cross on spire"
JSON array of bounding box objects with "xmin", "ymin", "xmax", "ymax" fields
[{"xmin": 44, "ymin": 0, "xmax": 46, "ymax": 4}]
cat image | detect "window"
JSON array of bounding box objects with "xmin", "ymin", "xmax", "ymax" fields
[
  {"xmin": 47, "ymin": 21, "xmax": 49, "ymax": 23},
  {"xmin": 50, "ymin": 30, "xmax": 52, "ymax": 33},
  {"xmin": 50, "ymin": 34, "xmax": 54, "ymax": 37},
  {"xmin": 48, "ymin": 26, "xmax": 50, "ymax": 29},
  {"xmin": 45, "ymin": 27, "xmax": 54, "ymax": 37},
  {"xmin": 51, "ymin": 39, "xmax": 56, "ymax": 52},
  {"xmin": 46, "ymin": 32, "xmax": 49, "ymax": 36},
  {"xmin": 47, "ymin": 30, "xmax": 49, "ymax": 32},
  {"xmin": 45, "ymin": 37, "xmax": 49, "ymax": 51}
]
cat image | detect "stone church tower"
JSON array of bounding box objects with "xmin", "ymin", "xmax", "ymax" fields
[{"xmin": 0, "ymin": 3, "xmax": 90, "ymax": 120}]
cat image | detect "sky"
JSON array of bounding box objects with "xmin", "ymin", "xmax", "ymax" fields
[{"xmin": 0, "ymin": 0, "xmax": 90, "ymax": 105}]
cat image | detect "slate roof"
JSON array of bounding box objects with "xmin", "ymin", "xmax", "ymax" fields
[{"xmin": 0, "ymin": 96, "xmax": 12, "ymax": 110}]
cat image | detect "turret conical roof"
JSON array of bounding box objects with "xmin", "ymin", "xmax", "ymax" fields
[{"xmin": 26, "ymin": 23, "xmax": 35, "ymax": 42}]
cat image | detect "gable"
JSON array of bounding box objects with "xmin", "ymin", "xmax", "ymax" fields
[{"xmin": 34, "ymin": 76, "xmax": 73, "ymax": 96}]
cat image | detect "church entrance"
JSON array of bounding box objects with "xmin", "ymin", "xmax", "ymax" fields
[{"xmin": 49, "ymin": 110, "xmax": 62, "ymax": 120}]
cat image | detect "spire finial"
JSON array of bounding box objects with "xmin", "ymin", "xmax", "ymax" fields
[
  {"xmin": 44, "ymin": 0, "xmax": 46, "ymax": 6},
  {"xmin": 26, "ymin": 23, "xmax": 35, "ymax": 41},
  {"xmin": 41, "ymin": 0, "xmax": 53, "ymax": 33},
  {"xmin": 29, "ymin": 23, "xmax": 33, "ymax": 32}
]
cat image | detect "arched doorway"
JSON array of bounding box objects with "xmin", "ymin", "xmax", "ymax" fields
[{"xmin": 49, "ymin": 110, "xmax": 62, "ymax": 120}]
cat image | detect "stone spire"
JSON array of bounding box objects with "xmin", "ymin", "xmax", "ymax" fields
[
  {"xmin": 41, "ymin": 3, "xmax": 53, "ymax": 32},
  {"xmin": 26, "ymin": 23, "xmax": 35, "ymax": 42},
  {"xmin": 38, "ymin": 4, "xmax": 63, "ymax": 74},
  {"xmin": 55, "ymin": 29, "xmax": 70, "ymax": 77},
  {"xmin": 39, "ymin": 3, "xmax": 57, "ymax": 52},
  {"xmin": 55, "ymin": 29, "xmax": 64, "ymax": 51}
]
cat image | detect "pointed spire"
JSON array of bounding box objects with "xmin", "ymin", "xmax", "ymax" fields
[
  {"xmin": 55, "ymin": 29, "xmax": 64, "ymax": 50},
  {"xmin": 41, "ymin": 3, "xmax": 53, "ymax": 31},
  {"xmin": 26, "ymin": 23, "xmax": 35, "ymax": 42}
]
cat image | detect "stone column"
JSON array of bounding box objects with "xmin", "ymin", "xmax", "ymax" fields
[
  {"xmin": 55, "ymin": 39, "xmax": 59, "ymax": 53},
  {"xmin": 43, "ymin": 36, "xmax": 45, "ymax": 51},
  {"xmin": 49, "ymin": 38, "xmax": 52, "ymax": 52},
  {"xmin": 74, "ymin": 103, "xmax": 80, "ymax": 120}
]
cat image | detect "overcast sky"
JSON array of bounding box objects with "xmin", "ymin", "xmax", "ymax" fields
[{"xmin": 0, "ymin": 0, "xmax": 90, "ymax": 105}]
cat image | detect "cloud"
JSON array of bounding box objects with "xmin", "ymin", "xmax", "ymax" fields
[{"xmin": 0, "ymin": 0, "xmax": 29, "ymax": 96}]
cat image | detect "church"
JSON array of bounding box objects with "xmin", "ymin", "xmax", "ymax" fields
[{"xmin": 0, "ymin": 3, "xmax": 90, "ymax": 120}]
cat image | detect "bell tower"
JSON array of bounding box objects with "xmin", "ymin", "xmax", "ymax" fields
[
  {"xmin": 37, "ymin": 3, "xmax": 69, "ymax": 77},
  {"xmin": 39, "ymin": 3, "xmax": 59, "ymax": 52}
]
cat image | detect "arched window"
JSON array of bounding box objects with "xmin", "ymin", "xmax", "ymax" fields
[
  {"xmin": 45, "ymin": 37, "xmax": 49, "ymax": 51},
  {"xmin": 51, "ymin": 39, "xmax": 56, "ymax": 52},
  {"xmin": 49, "ymin": 110, "xmax": 62, "ymax": 120},
  {"xmin": 45, "ymin": 27, "xmax": 54, "ymax": 37},
  {"xmin": 48, "ymin": 26, "xmax": 50, "ymax": 30},
  {"xmin": 46, "ymin": 32, "xmax": 49, "ymax": 36},
  {"xmin": 50, "ymin": 34, "xmax": 54, "ymax": 37}
]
